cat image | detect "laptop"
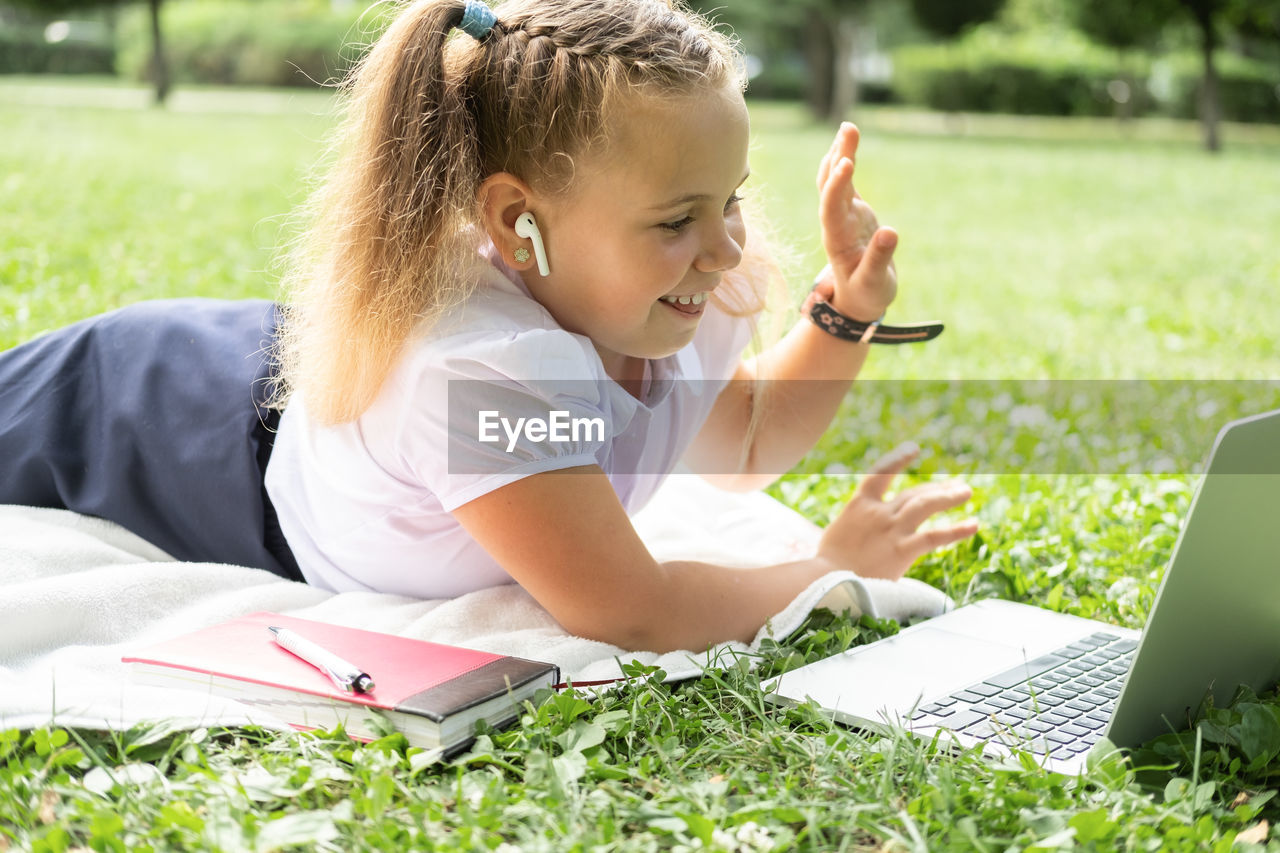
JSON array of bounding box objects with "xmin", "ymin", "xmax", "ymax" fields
[{"xmin": 764, "ymin": 408, "xmax": 1280, "ymax": 774}]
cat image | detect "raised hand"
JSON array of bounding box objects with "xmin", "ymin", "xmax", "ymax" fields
[
  {"xmin": 817, "ymin": 443, "xmax": 979, "ymax": 581},
  {"xmin": 815, "ymin": 122, "xmax": 898, "ymax": 323}
]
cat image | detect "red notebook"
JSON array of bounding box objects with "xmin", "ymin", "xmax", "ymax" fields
[{"xmin": 123, "ymin": 612, "xmax": 559, "ymax": 753}]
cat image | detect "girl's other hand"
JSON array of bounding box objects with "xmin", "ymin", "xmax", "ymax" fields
[
  {"xmin": 817, "ymin": 443, "xmax": 979, "ymax": 580},
  {"xmin": 815, "ymin": 122, "xmax": 898, "ymax": 323}
]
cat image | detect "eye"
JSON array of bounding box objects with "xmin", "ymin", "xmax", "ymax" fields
[
  {"xmin": 659, "ymin": 215, "xmax": 696, "ymax": 233},
  {"xmin": 658, "ymin": 194, "xmax": 745, "ymax": 234}
]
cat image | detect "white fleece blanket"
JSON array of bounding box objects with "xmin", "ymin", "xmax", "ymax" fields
[{"xmin": 0, "ymin": 475, "xmax": 951, "ymax": 733}]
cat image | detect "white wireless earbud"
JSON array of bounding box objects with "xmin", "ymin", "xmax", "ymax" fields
[{"xmin": 514, "ymin": 212, "xmax": 550, "ymax": 276}]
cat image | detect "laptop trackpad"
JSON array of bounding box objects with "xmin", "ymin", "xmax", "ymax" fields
[{"xmin": 773, "ymin": 627, "xmax": 1025, "ymax": 724}]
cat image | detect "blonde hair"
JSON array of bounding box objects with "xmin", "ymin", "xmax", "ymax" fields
[{"xmin": 275, "ymin": 0, "xmax": 777, "ymax": 425}]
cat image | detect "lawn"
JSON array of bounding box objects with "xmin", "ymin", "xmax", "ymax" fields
[{"xmin": 3, "ymin": 77, "xmax": 1280, "ymax": 851}]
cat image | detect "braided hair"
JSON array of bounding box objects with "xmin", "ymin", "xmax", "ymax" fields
[{"xmin": 274, "ymin": 0, "xmax": 761, "ymax": 424}]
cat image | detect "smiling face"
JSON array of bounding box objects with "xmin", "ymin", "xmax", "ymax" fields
[{"xmin": 523, "ymin": 83, "xmax": 752, "ymax": 384}]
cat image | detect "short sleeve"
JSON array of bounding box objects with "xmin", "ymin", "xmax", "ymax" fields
[{"xmin": 387, "ymin": 325, "xmax": 617, "ymax": 512}]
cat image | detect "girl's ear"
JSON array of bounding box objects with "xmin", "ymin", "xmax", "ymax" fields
[{"xmin": 477, "ymin": 173, "xmax": 541, "ymax": 272}]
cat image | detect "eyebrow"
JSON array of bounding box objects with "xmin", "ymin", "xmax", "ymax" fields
[{"xmin": 650, "ymin": 170, "xmax": 751, "ymax": 211}]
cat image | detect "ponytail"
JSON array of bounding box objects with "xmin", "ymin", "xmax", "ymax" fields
[
  {"xmin": 275, "ymin": 0, "xmax": 484, "ymax": 424},
  {"xmin": 275, "ymin": 0, "xmax": 757, "ymax": 425}
]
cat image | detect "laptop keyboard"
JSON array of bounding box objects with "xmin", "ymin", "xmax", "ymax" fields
[{"xmin": 908, "ymin": 631, "xmax": 1138, "ymax": 759}]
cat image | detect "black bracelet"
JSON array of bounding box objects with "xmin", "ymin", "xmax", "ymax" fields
[{"xmin": 805, "ymin": 292, "xmax": 944, "ymax": 345}]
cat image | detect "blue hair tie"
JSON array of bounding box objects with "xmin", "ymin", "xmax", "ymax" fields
[{"xmin": 458, "ymin": 0, "xmax": 497, "ymax": 40}]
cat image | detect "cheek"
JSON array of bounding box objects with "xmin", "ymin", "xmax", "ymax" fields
[
  {"xmin": 583, "ymin": 232, "xmax": 647, "ymax": 273},
  {"xmin": 649, "ymin": 235, "xmax": 698, "ymax": 274}
]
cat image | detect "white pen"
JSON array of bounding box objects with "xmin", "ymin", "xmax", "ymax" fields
[{"xmin": 268, "ymin": 626, "xmax": 375, "ymax": 694}]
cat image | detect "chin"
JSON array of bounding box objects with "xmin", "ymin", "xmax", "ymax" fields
[
  {"xmin": 608, "ymin": 324, "xmax": 701, "ymax": 365},
  {"xmin": 643, "ymin": 334, "xmax": 698, "ymax": 361}
]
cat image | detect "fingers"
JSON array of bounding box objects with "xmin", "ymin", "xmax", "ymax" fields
[
  {"xmin": 819, "ymin": 140, "xmax": 886, "ymax": 294},
  {"xmin": 821, "ymin": 450, "xmax": 977, "ymax": 580},
  {"xmin": 905, "ymin": 519, "xmax": 981, "ymax": 555},
  {"xmin": 856, "ymin": 442, "xmax": 919, "ymax": 502},
  {"xmin": 816, "ymin": 122, "xmax": 860, "ymax": 192},
  {"xmin": 816, "ymin": 142, "xmax": 834, "ymax": 193},
  {"xmin": 852, "ymin": 227, "xmax": 898, "ymax": 285},
  {"xmin": 895, "ymin": 479, "xmax": 978, "ymax": 563},
  {"xmin": 819, "ymin": 158, "xmax": 875, "ymax": 283},
  {"xmin": 897, "ymin": 480, "xmax": 972, "ymax": 530},
  {"xmin": 819, "ymin": 156, "xmax": 856, "ymax": 240},
  {"xmin": 860, "ymin": 450, "xmax": 979, "ymax": 553},
  {"xmin": 843, "ymin": 123, "xmax": 859, "ymax": 178}
]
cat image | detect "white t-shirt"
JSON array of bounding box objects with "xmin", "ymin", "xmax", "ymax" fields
[{"xmin": 265, "ymin": 249, "xmax": 755, "ymax": 598}]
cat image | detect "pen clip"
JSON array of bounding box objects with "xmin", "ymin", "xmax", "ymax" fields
[
  {"xmin": 320, "ymin": 663, "xmax": 358, "ymax": 693},
  {"xmin": 318, "ymin": 661, "xmax": 375, "ymax": 694},
  {"xmin": 269, "ymin": 625, "xmax": 376, "ymax": 694}
]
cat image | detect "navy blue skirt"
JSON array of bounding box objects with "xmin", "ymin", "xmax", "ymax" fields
[{"xmin": 0, "ymin": 299, "xmax": 302, "ymax": 581}]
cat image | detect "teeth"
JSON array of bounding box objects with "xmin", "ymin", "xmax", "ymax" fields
[{"xmin": 662, "ymin": 292, "xmax": 707, "ymax": 306}]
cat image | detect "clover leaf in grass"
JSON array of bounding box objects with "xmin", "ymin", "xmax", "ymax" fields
[{"xmin": 1235, "ymin": 704, "xmax": 1280, "ymax": 769}]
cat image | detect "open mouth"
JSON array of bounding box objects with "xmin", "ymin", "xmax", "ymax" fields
[{"xmin": 658, "ymin": 292, "xmax": 708, "ymax": 316}]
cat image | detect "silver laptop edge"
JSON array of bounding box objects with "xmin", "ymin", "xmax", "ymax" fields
[
  {"xmin": 1107, "ymin": 407, "xmax": 1280, "ymax": 746},
  {"xmin": 765, "ymin": 408, "xmax": 1280, "ymax": 773}
]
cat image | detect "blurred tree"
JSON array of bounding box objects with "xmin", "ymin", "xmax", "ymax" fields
[
  {"xmin": 907, "ymin": 0, "xmax": 1008, "ymax": 37},
  {"xmin": 1181, "ymin": 0, "xmax": 1229, "ymax": 150},
  {"xmin": 1069, "ymin": 0, "xmax": 1177, "ymax": 121},
  {"xmin": 691, "ymin": 0, "xmax": 871, "ymax": 123},
  {"xmin": 801, "ymin": 0, "xmax": 871, "ymax": 124},
  {"xmin": 998, "ymin": 0, "xmax": 1075, "ymax": 32},
  {"xmin": 693, "ymin": 0, "xmax": 929, "ymax": 122},
  {"xmin": 1070, "ymin": 0, "xmax": 1175, "ymax": 48},
  {"xmin": 1075, "ymin": 0, "xmax": 1277, "ymax": 151},
  {"xmin": 8, "ymin": 0, "xmax": 168, "ymax": 104},
  {"xmin": 1230, "ymin": 0, "xmax": 1280, "ymax": 38}
]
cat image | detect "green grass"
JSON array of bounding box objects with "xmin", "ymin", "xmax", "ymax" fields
[
  {"xmin": 0, "ymin": 78, "xmax": 331, "ymax": 346},
  {"xmin": 4, "ymin": 78, "xmax": 1280, "ymax": 851},
  {"xmin": 746, "ymin": 102, "xmax": 1280, "ymax": 380}
]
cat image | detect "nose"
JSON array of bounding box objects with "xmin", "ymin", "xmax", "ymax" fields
[{"xmin": 694, "ymin": 219, "xmax": 745, "ymax": 274}]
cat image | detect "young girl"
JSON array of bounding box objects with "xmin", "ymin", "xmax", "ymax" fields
[
  {"xmin": 261, "ymin": 0, "xmax": 977, "ymax": 652},
  {"xmin": 0, "ymin": 0, "xmax": 975, "ymax": 654}
]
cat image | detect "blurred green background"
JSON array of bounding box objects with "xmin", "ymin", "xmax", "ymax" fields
[
  {"xmin": 2, "ymin": 0, "xmax": 1278, "ymax": 372},
  {"xmin": 3, "ymin": 7, "xmax": 1279, "ymax": 844},
  {"xmin": 3, "ymin": 0, "xmax": 1278, "ymax": 145}
]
